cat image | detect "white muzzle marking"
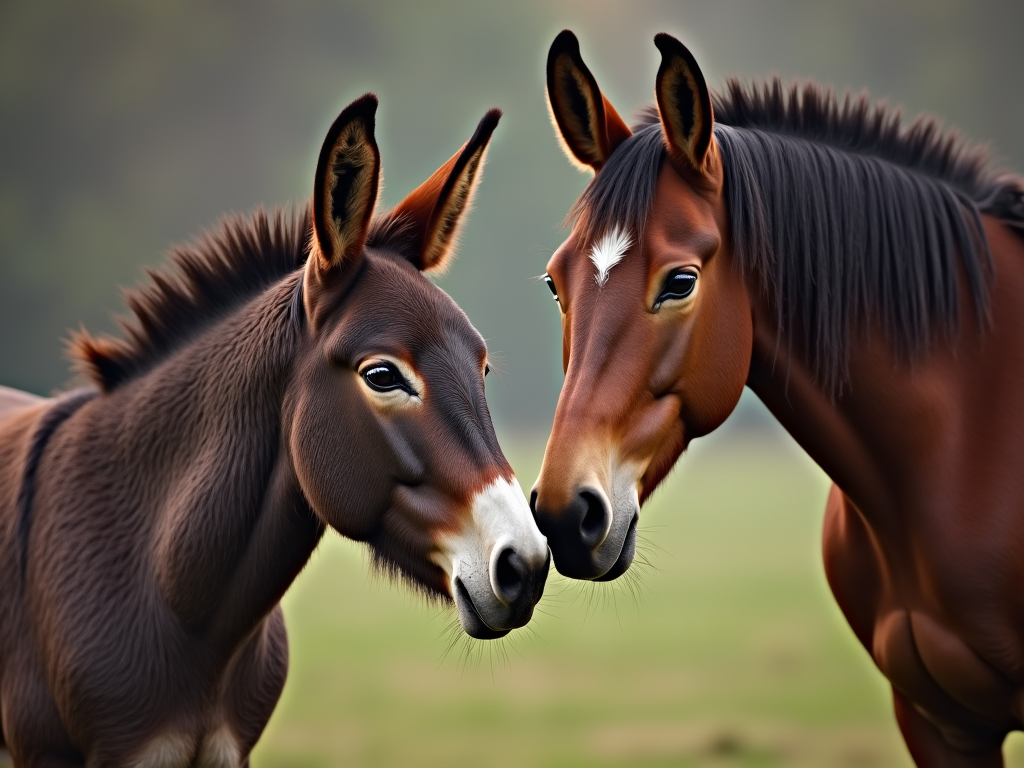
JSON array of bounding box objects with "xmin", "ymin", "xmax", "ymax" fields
[{"xmin": 433, "ymin": 477, "xmax": 548, "ymax": 629}]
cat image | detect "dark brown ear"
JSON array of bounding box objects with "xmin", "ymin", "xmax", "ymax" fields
[
  {"xmin": 388, "ymin": 109, "xmax": 501, "ymax": 273},
  {"xmin": 654, "ymin": 33, "xmax": 714, "ymax": 173},
  {"xmin": 311, "ymin": 93, "xmax": 381, "ymax": 271},
  {"xmin": 546, "ymin": 29, "xmax": 631, "ymax": 172}
]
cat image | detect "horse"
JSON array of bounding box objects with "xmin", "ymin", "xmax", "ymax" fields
[
  {"xmin": 531, "ymin": 29, "xmax": 1024, "ymax": 766},
  {"xmin": 0, "ymin": 93, "xmax": 550, "ymax": 767}
]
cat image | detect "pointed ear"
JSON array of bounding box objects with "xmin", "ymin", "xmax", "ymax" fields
[
  {"xmin": 546, "ymin": 29, "xmax": 632, "ymax": 172},
  {"xmin": 311, "ymin": 93, "xmax": 381, "ymax": 271},
  {"xmin": 388, "ymin": 109, "xmax": 500, "ymax": 273},
  {"xmin": 654, "ymin": 33, "xmax": 714, "ymax": 173}
]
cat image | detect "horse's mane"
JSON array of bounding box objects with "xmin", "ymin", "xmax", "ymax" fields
[
  {"xmin": 571, "ymin": 77, "xmax": 1024, "ymax": 393},
  {"xmin": 72, "ymin": 205, "xmax": 409, "ymax": 391}
]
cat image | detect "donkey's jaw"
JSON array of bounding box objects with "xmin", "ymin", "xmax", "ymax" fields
[{"xmin": 433, "ymin": 477, "xmax": 550, "ymax": 638}]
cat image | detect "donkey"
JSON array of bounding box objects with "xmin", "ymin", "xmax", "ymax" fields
[
  {"xmin": 532, "ymin": 30, "xmax": 1024, "ymax": 766},
  {"xmin": 0, "ymin": 94, "xmax": 549, "ymax": 767}
]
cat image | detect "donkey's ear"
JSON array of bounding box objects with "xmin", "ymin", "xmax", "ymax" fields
[
  {"xmin": 311, "ymin": 93, "xmax": 381, "ymax": 271},
  {"xmin": 654, "ymin": 34, "xmax": 714, "ymax": 173},
  {"xmin": 546, "ymin": 29, "xmax": 631, "ymax": 172},
  {"xmin": 388, "ymin": 109, "xmax": 500, "ymax": 273}
]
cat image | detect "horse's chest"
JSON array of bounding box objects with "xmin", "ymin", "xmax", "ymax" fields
[{"xmin": 872, "ymin": 609, "xmax": 1019, "ymax": 728}]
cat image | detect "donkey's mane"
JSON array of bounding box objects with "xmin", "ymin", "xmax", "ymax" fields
[
  {"xmin": 572, "ymin": 77, "xmax": 1024, "ymax": 392},
  {"xmin": 73, "ymin": 205, "xmax": 408, "ymax": 391}
]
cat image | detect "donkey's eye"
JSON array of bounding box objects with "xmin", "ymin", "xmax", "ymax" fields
[
  {"xmin": 655, "ymin": 269, "xmax": 698, "ymax": 307},
  {"xmin": 361, "ymin": 362, "xmax": 413, "ymax": 394},
  {"xmin": 542, "ymin": 274, "xmax": 559, "ymax": 301}
]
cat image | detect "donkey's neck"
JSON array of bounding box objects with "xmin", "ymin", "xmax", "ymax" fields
[{"xmin": 111, "ymin": 273, "xmax": 322, "ymax": 653}]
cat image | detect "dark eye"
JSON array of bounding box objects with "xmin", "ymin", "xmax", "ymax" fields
[
  {"xmin": 655, "ymin": 269, "xmax": 698, "ymax": 307},
  {"xmin": 360, "ymin": 362, "xmax": 413, "ymax": 394},
  {"xmin": 542, "ymin": 274, "xmax": 559, "ymax": 301}
]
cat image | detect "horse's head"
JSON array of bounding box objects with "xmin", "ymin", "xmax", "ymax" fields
[
  {"xmin": 290, "ymin": 95, "xmax": 548, "ymax": 638},
  {"xmin": 532, "ymin": 32, "xmax": 752, "ymax": 580}
]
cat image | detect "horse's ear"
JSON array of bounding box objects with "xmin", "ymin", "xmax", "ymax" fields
[
  {"xmin": 546, "ymin": 29, "xmax": 631, "ymax": 172},
  {"xmin": 388, "ymin": 109, "xmax": 500, "ymax": 273},
  {"xmin": 654, "ymin": 33, "xmax": 714, "ymax": 173},
  {"xmin": 311, "ymin": 93, "xmax": 381, "ymax": 271}
]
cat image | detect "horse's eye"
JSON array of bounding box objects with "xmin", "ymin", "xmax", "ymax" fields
[
  {"xmin": 361, "ymin": 362, "xmax": 411, "ymax": 393},
  {"xmin": 543, "ymin": 274, "xmax": 559, "ymax": 301},
  {"xmin": 656, "ymin": 269, "xmax": 698, "ymax": 307}
]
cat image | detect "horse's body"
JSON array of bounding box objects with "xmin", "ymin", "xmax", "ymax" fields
[
  {"xmin": 533, "ymin": 31, "xmax": 1024, "ymax": 765},
  {"xmin": 754, "ymin": 212, "xmax": 1024, "ymax": 760},
  {"xmin": 0, "ymin": 96, "xmax": 549, "ymax": 766}
]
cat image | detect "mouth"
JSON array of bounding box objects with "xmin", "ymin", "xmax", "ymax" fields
[
  {"xmin": 454, "ymin": 577, "xmax": 511, "ymax": 640},
  {"xmin": 593, "ymin": 512, "xmax": 638, "ymax": 582}
]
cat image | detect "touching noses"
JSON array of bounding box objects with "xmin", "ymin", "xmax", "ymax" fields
[
  {"xmin": 490, "ymin": 543, "xmax": 550, "ymax": 613},
  {"xmin": 530, "ymin": 485, "xmax": 621, "ymax": 580}
]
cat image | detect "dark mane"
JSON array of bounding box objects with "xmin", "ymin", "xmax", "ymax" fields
[
  {"xmin": 73, "ymin": 205, "xmax": 410, "ymax": 391},
  {"xmin": 572, "ymin": 78, "xmax": 1024, "ymax": 392}
]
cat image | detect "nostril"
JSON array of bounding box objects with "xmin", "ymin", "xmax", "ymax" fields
[
  {"xmin": 529, "ymin": 489, "xmax": 539, "ymax": 518},
  {"xmin": 494, "ymin": 547, "xmax": 525, "ymax": 604},
  {"xmin": 578, "ymin": 490, "xmax": 609, "ymax": 548}
]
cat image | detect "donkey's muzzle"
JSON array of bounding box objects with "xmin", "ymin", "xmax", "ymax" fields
[
  {"xmin": 454, "ymin": 546, "xmax": 550, "ymax": 640},
  {"xmin": 446, "ymin": 476, "xmax": 550, "ymax": 639},
  {"xmin": 530, "ymin": 486, "xmax": 635, "ymax": 580}
]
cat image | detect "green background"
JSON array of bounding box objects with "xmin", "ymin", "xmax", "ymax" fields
[{"xmin": 2, "ymin": 1, "xmax": 1023, "ymax": 765}]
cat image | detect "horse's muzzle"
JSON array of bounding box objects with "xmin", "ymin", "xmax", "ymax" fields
[{"xmin": 530, "ymin": 485, "xmax": 638, "ymax": 580}]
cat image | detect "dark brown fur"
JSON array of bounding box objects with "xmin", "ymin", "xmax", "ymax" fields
[{"xmin": 0, "ymin": 97, "xmax": 547, "ymax": 767}]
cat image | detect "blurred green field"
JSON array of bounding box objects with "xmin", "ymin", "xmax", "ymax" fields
[{"xmin": 250, "ymin": 427, "xmax": 1024, "ymax": 768}]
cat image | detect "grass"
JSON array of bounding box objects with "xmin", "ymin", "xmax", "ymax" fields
[
  {"xmin": 251, "ymin": 423, "xmax": 1024, "ymax": 768},
  {"xmin": 7, "ymin": 425, "xmax": 1019, "ymax": 767}
]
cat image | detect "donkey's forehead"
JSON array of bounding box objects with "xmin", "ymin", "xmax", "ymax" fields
[{"xmin": 326, "ymin": 251, "xmax": 486, "ymax": 357}]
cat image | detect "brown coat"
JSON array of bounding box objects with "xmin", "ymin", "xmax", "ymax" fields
[{"xmin": 0, "ymin": 96, "xmax": 548, "ymax": 767}]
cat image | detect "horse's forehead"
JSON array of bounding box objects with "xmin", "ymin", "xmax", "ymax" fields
[{"xmin": 649, "ymin": 163, "xmax": 722, "ymax": 243}]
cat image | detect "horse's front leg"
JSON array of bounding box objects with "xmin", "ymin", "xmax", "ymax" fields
[
  {"xmin": 822, "ymin": 484, "xmax": 1009, "ymax": 766},
  {"xmin": 894, "ymin": 689, "xmax": 1004, "ymax": 768}
]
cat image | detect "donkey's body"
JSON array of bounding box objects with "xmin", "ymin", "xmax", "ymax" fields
[
  {"xmin": 0, "ymin": 386, "xmax": 44, "ymax": 417},
  {"xmin": 0, "ymin": 258, "xmax": 314, "ymax": 765},
  {"xmin": 0, "ymin": 96, "xmax": 549, "ymax": 767},
  {"xmin": 535, "ymin": 31, "xmax": 1024, "ymax": 765}
]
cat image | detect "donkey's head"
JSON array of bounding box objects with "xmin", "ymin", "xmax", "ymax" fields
[
  {"xmin": 289, "ymin": 95, "xmax": 548, "ymax": 638},
  {"xmin": 532, "ymin": 33, "xmax": 752, "ymax": 581}
]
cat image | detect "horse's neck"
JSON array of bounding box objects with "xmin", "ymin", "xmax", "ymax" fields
[
  {"xmin": 109, "ymin": 277, "xmax": 322, "ymax": 652},
  {"xmin": 745, "ymin": 215, "xmax": 1024, "ymax": 531},
  {"xmin": 744, "ymin": 292, "xmax": 962, "ymax": 528}
]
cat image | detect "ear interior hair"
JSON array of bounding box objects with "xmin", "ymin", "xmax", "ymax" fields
[
  {"xmin": 654, "ymin": 33, "xmax": 713, "ymax": 172},
  {"xmin": 311, "ymin": 93, "xmax": 381, "ymax": 270},
  {"xmin": 388, "ymin": 109, "xmax": 501, "ymax": 273},
  {"xmin": 546, "ymin": 29, "xmax": 631, "ymax": 172}
]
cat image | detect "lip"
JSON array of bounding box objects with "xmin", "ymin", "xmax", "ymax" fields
[
  {"xmin": 454, "ymin": 577, "xmax": 511, "ymax": 640},
  {"xmin": 593, "ymin": 512, "xmax": 638, "ymax": 582}
]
